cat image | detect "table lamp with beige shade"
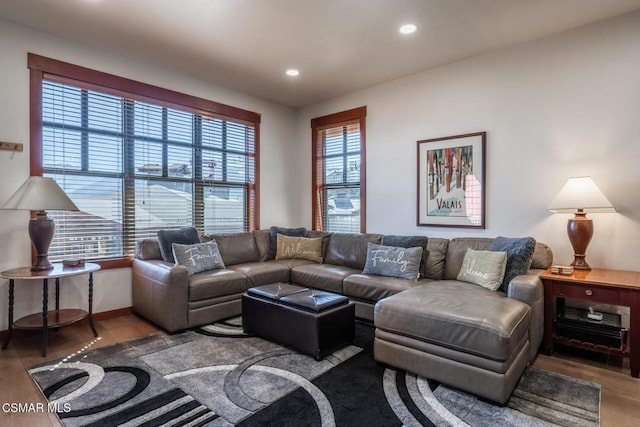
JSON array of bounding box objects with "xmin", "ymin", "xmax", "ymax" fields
[
  {"xmin": 547, "ymin": 176, "xmax": 615, "ymax": 270},
  {"xmin": 1, "ymin": 176, "xmax": 79, "ymax": 271}
]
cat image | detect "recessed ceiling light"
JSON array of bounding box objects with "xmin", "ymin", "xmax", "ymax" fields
[
  {"xmin": 286, "ymin": 69, "xmax": 300, "ymax": 77},
  {"xmin": 399, "ymin": 24, "xmax": 417, "ymax": 35}
]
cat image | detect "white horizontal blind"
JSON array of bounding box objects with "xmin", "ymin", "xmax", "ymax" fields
[
  {"xmin": 130, "ymin": 102, "xmax": 195, "ymax": 243},
  {"xmin": 43, "ymin": 82, "xmax": 124, "ymax": 260},
  {"xmin": 42, "ymin": 79, "xmax": 256, "ymax": 261},
  {"xmin": 320, "ymin": 123, "xmax": 361, "ymax": 233},
  {"xmin": 201, "ymin": 117, "xmax": 256, "ymax": 234}
]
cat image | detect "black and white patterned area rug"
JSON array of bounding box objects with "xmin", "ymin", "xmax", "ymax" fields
[{"xmin": 28, "ymin": 318, "xmax": 600, "ymax": 426}]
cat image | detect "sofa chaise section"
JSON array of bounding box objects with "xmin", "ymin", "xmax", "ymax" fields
[
  {"xmin": 373, "ymin": 237, "xmax": 553, "ymax": 404},
  {"xmin": 374, "ymin": 281, "xmax": 531, "ymax": 404}
]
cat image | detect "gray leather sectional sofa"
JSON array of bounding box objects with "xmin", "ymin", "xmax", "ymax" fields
[{"xmin": 132, "ymin": 229, "xmax": 553, "ymax": 404}]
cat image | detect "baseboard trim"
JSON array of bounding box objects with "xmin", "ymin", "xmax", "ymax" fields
[{"xmin": 0, "ymin": 306, "xmax": 134, "ymax": 339}]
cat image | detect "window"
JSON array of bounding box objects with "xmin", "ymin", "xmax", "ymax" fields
[
  {"xmin": 29, "ymin": 54, "xmax": 260, "ymax": 264},
  {"xmin": 311, "ymin": 107, "xmax": 366, "ymax": 233}
]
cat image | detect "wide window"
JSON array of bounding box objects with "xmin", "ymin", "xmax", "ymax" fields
[
  {"xmin": 311, "ymin": 107, "xmax": 366, "ymax": 233},
  {"xmin": 30, "ymin": 54, "xmax": 260, "ymax": 264}
]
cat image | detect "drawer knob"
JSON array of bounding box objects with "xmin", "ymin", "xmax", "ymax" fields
[{"xmin": 585, "ymin": 289, "xmax": 593, "ymax": 296}]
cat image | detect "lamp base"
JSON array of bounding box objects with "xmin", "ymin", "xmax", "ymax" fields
[
  {"xmin": 570, "ymin": 255, "xmax": 591, "ymax": 270},
  {"xmin": 29, "ymin": 211, "xmax": 55, "ymax": 272},
  {"xmin": 567, "ymin": 211, "xmax": 593, "ymax": 271}
]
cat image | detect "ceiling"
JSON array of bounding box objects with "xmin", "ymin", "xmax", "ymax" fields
[{"xmin": 1, "ymin": 0, "xmax": 640, "ymax": 108}]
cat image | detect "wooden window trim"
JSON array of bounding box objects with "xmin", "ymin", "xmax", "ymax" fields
[
  {"xmin": 311, "ymin": 106, "xmax": 366, "ymax": 232},
  {"xmin": 29, "ymin": 54, "xmax": 261, "ymax": 269},
  {"xmin": 28, "ymin": 54, "xmax": 261, "ymax": 124}
]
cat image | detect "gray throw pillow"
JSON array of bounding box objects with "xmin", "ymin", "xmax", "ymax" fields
[
  {"xmin": 382, "ymin": 235, "xmax": 429, "ymax": 278},
  {"xmin": 363, "ymin": 243, "xmax": 423, "ymax": 280},
  {"xmin": 157, "ymin": 226, "xmax": 200, "ymax": 263},
  {"xmin": 457, "ymin": 249, "xmax": 508, "ymax": 291},
  {"xmin": 268, "ymin": 226, "xmax": 307, "ymax": 260},
  {"xmin": 487, "ymin": 236, "xmax": 537, "ymax": 291},
  {"xmin": 172, "ymin": 241, "xmax": 225, "ymax": 276}
]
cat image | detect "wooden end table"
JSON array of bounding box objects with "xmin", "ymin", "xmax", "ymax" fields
[
  {"xmin": 540, "ymin": 268, "xmax": 640, "ymax": 378},
  {"xmin": 1, "ymin": 262, "xmax": 101, "ymax": 357}
]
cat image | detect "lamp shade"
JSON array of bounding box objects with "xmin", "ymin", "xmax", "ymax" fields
[
  {"xmin": 547, "ymin": 176, "xmax": 615, "ymax": 214},
  {"xmin": 1, "ymin": 176, "xmax": 79, "ymax": 211}
]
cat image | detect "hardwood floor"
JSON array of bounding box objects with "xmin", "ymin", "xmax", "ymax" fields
[
  {"xmin": 534, "ymin": 350, "xmax": 640, "ymax": 426},
  {"xmin": 1, "ymin": 314, "xmax": 639, "ymax": 426}
]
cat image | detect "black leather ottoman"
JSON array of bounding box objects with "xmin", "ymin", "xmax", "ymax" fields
[{"xmin": 242, "ymin": 283, "xmax": 355, "ymax": 360}]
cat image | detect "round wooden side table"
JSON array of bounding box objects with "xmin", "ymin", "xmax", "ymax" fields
[{"xmin": 1, "ymin": 262, "xmax": 101, "ymax": 357}]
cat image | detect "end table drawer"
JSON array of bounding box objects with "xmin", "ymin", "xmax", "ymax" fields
[{"xmin": 559, "ymin": 282, "xmax": 621, "ymax": 304}]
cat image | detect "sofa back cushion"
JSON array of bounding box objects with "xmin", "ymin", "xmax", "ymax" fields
[
  {"xmin": 325, "ymin": 233, "xmax": 383, "ymax": 269},
  {"xmin": 307, "ymin": 230, "xmax": 332, "ymax": 260},
  {"xmin": 382, "ymin": 235, "xmax": 428, "ymax": 278},
  {"xmin": 254, "ymin": 229, "xmax": 271, "ymax": 262},
  {"xmin": 424, "ymin": 237, "xmax": 449, "ymax": 280},
  {"xmin": 201, "ymin": 232, "xmax": 259, "ymax": 266},
  {"xmin": 443, "ymin": 237, "xmax": 493, "ymax": 280}
]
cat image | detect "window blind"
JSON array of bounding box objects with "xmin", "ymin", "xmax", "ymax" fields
[{"xmin": 40, "ymin": 75, "xmax": 258, "ymax": 262}]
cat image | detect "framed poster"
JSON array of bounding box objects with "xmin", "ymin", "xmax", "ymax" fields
[{"xmin": 417, "ymin": 132, "xmax": 486, "ymax": 228}]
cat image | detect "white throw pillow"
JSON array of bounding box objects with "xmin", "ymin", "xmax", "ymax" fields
[{"xmin": 457, "ymin": 248, "xmax": 507, "ymax": 291}]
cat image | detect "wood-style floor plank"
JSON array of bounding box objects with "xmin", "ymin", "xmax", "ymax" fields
[{"xmin": 1, "ymin": 314, "xmax": 638, "ymax": 426}]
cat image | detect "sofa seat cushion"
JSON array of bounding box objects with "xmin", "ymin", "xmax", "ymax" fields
[
  {"xmin": 228, "ymin": 261, "xmax": 291, "ymax": 287},
  {"xmin": 291, "ymin": 263, "xmax": 360, "ymax": 294},
  {"xmin": 424, "ymin": 237, "xmax": 449, "ymax": 280},
  {"xmin": 188, "ymin": 269, "xmax": 247, "ymax": 302},
  {"xmin": 344, "ymin": 274, "xmax": 432, "ymax": 302},
  {"xmin": 374, "ymin": 280, "xmax": 530, "ymax": 361}
]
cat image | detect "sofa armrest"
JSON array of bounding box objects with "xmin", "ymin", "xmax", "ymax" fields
[
  {"xmin": 507, "ymin": 268, "xmax": 545, "ymax": 361},
  {"xmin": 507, "ymin": 269, "xmax": 544, "ymax": 303},
  {"xmin": 132, "ymin": 259, "xmax": 189, "ymax": 332}
]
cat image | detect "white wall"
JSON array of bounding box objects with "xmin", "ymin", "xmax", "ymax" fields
[
  {"xmin": 296, "ymin": 10, "xmax": 640, "ymax": 272},
  {"xmin": 0, "ymin": 19, "xmax": 298, "ymax": 329}
]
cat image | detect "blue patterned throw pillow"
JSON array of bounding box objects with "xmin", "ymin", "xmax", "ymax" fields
[
  {"xmin": 363, "ymin": 243, "xmax": 423, "ymax": 280},
  {"xmin": 172, "ymin": 241, "xmax": 225, "ymax": 276},
  {"xmin": 157, "ymin": 226, "xmax": 200, "ymax": 263},
  {"xmin": 487, "ymin": 236, "xmax": 536, "ymax": 291}
]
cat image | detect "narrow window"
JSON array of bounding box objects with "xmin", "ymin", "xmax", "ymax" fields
[{"xmin": 311, "ymin": 107, "xmax": 366, "ymax": 232}]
